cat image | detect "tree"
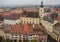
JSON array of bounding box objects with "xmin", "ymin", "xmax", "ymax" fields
[
  {"xmin": 0, "ymin": 15, "xmax": 4, "ymax": 21},
  {"xmin": 5, "ymin": 38, "xmax": 13, "ymax": 42},
  {"xmin": 0, "ymin": 36, "xmax": 5, "ymax": 42},
  {"xmin": 31, "ymin": 40, "xmax": 37, "ymax": 42}
]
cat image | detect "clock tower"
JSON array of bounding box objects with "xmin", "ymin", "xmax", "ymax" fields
[{"xmin": 39, "ymin": 1, "xmax": 44, "ymax": 18}]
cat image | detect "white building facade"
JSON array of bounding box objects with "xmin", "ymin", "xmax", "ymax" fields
[{"xmin": 4, "ymin": 19, "xmax": 21, "ymax": 25}]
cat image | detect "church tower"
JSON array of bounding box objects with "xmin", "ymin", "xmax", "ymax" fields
[{"xmin": 39, "ymin": 1, "xmax": 44, "ymax": 18}]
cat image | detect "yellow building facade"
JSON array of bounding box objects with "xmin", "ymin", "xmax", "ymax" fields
[
  {"xmin": 40, "ymin": 19, "xmax": 59, "ymax": 42},
  {"xmin": 20, "ymin": 17, "xmax": 39, "ymax": 24},
  {"xmin": 40, "ymin": 19, "xmax": 58, "ymax": 32}
]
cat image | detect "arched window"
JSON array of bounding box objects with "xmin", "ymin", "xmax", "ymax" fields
[{"xmin": 41, "ymin": 9, "xmax": 42, "ymax": 12}]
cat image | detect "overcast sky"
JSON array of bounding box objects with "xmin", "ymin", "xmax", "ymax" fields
[{"xmin": 0, "ymin": 0, "xmax": 60, "ymax": 6}]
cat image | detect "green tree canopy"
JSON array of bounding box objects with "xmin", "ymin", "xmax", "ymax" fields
[{"xmin": 0, "ymin": 15, "xmax": 4, "ymax": 21}]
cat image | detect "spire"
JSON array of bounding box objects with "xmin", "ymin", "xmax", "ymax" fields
[{"xmin": 40, "ymin": 1, "xmax": 43, "ymax": 7}]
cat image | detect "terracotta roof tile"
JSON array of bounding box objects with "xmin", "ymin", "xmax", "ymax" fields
[
  {"xmin": 24, "ymin": 8, "xmax": 38, "ymax": 12},
  {"xmin": 11, "ymin": 9, "xmax": 23, "ymax": 14},
  {"xmin": 0, "ymin": 21, "xmax": 3, "ymax": 23},
  {"xmin": 57, "ymin": 16, "xmax": 60, "ymax": 21},
  {"xmin": 4, "ymin": 24, "xmax": 45, "ymax": 35},
  {"xmin": 11, "ymin": 25, "xmax": 22, "ymax": 34},
  {"xmin": 4, "ymin": 14, "xmax": 20, "ymax": 20},
  {"xmin": 56, "ymin": 10, "xmax": 60, "ymax": 14},
  {"xmin": 3, "ymin": 12, "xmax": 11, "ymax": 17}
]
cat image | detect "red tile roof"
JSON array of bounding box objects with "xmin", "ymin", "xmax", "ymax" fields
[
  {"xmin": 56, "ymin": 10, "xmax": 60, "ymax": 14},
  {"xmin": 11, "ymin": 9, "xmax": 23, "ymax": 14},
  {"xmin": 23, "ymin": 24, "xmax": 34, "ymax": 34},
  {"xmin": 4, "ymin": 24, "xmax": 44, "ymax": 35},
  {"xmin": 0, "ymin": 28, "xmax": 4, "ymax": 30},
  {"xmin": 3, "ymin": 12, "xmax": 11, "ymax": 17},
  {"xmin": 23, "ymin": 24, "xmax": 29, "ymax": 34},
  {"xmin": 4, "ymin": 25, "xmax": 22, "ymax": 34},
  {"xmin": 4, "ymin": 30, "xmax": 11, "ymax": 34},
  {"xmin": 0, "ymin": 12, "xmax": 4, "ymax": 16},
  {"xmin": 4, "ymin": 14, "xmax": 20, "ymax": 20},
  {"xmin": 24, "ymin": 8, "xmax": 38, "ymax": 12},
  {"xmin": 11, "ymin": 25, "xmax": 22, "ymax": 34},
  {"xmin": 0, "ymin": 21, "xmax": 3, "ymax": 24},
  {"xmin": 57, "ymin": 16, "xmax": 60, "ymax": 21}
]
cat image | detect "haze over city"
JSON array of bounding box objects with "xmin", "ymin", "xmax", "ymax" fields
[{"xmin": 0, "ymin": 0, "xmax": 60, "ymax": 6}]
